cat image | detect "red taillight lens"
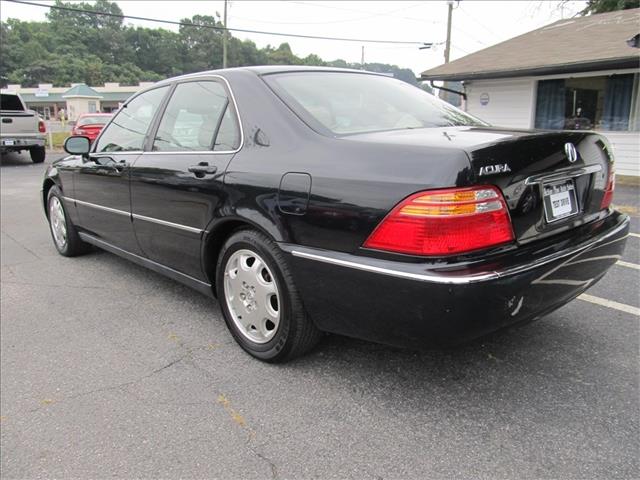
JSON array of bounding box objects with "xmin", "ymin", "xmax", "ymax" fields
[
  {"xmin": 38, "ymin": 120, "xmax": 46, "ymax": 133},
  {"xmin": 364, "ymin": 186, "xmax": 515, "ymax": 256},
  {"xmin": 600, "ymin": 164, "xmax": 615, "ymax": 209}
]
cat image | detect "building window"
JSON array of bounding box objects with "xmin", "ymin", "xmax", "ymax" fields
[{"xmin": 535, "ymin": 73, "xmax": 639, "ymax": 132}]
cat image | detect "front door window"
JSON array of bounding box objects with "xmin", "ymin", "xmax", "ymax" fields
[{"xmin": 95, "ymin": 86, "xmax": 169, "ymax": 152}]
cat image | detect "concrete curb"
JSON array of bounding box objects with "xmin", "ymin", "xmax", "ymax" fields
[{"xmin": 617, "ymin": 175, "xmax": 640, "ymax": 187}]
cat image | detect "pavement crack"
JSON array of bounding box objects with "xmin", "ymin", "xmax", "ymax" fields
[
  {"xmin": 148, "ymin": 355, "xmax": 185, "ymax": 375},
  {"xmin": 217, "ymin": 393, "xmax": 279, "ymax": 480},
  {"xmin": 26, "ymin": 354, "xmax": 189, "ymax": 413},
  {"xmin": 1, "ymin": 230, "xmax": 42, "ymax": 260},
  {"xmin": 253, "ymin": 449, "xmax": 279, "ymax": 480}
]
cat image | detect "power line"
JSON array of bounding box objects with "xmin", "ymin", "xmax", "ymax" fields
[
  {"xmin": 3, "ymin": 0, "xmax": 433, "ymax": 45},
  {"xmin": 457, "ymin": 5, "xmax": 502, "ymax": 41}
]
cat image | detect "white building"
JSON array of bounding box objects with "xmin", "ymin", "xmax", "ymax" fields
[
  {"xmin": 421, "ymin": 8, "xmax": 640, "ymax": 177},
  {"xmin": 1, "ymin": 82, "xmax": 153, "ymax": 121}
]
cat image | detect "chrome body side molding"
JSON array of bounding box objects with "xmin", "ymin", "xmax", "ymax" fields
[
  {"xmin": 286, "ymin": 214, "xmax": 630, "ymax": 285},
  {"xmin": 65, "ymin": 197, "xmax": 203, "ymax": 234}
]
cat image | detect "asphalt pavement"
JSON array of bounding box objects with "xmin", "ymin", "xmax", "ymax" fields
[{"xmin": 1, "ymin": 151, "xmax": 638, "ymax": 479}]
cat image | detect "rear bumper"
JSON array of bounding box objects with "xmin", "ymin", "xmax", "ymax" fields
[
  {"xmin": 282, "ymin": 211, "xmax": 629, "ymax": 348},
  {"xmin": 1, "ymin": 135, "xmax": 46, "ymax": 150}
]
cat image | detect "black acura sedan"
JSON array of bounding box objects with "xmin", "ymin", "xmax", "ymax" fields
[{"xmin": 43, "ymin": 66, "xmax": 629, "ymax": 362}]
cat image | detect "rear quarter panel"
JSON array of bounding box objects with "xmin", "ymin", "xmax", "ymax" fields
[{"xmin": 221, "ymin": 70, "xmax": 473, "ymax": 254}]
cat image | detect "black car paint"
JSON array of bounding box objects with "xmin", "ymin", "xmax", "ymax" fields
[{"xmin": 43, "ymin": 66, "xmax": 629, "ymax": 347}]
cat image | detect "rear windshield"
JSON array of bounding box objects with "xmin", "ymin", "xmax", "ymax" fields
[
  {"xmin": 264, "ymin": 72, "xmax": 487, "ymax": 135},
  {"xmin": 1, "ymin": 94, "xmax": 24, "ymax": 111},
  {"xmin": 78, "ymin": 115, "xmax": 110, "ymax": 126}
]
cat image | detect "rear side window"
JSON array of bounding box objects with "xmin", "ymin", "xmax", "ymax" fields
[
  {"xmin": 1, "ymin": 94, "xmax": 24, "ymax": 111},
  {"xmin": 95, "ymin": 86, "xmax": 169, "ymax": 153},
  {"xmin": 264, "ymin": 72, "xmax": 487, "ymax": 135},
  {"xmin": 152, "ymin": 80, "xmax": 240, "ymax": 152},
  {"xmin": 214, "ymin": 106, "xmax": 241, "ymax": 151}
]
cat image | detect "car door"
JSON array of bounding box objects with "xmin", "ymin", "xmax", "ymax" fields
[
  {"xmin": 129, "ymin": 78, "xmax": 242, "ymax": 280},
  {"xmin": 72, "ymin": 85, "xmax": 171, "ymax": 254}
]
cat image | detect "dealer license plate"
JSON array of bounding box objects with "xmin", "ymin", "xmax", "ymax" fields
[{"xmin": 543, "ymin": 180, "xmax": 579, "ymax": 223}]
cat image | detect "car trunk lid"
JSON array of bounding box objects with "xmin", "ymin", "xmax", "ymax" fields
[
  {"xmin": 461, "ymin": 127, "xmax": 612, "ymax": 244},
  {"xmin": 342, "ymin": 125, "xmax": 613, "ymax": 246}
]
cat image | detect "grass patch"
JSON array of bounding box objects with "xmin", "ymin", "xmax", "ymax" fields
[{"xmin": 48, "ymin": 132, "xmax": 70, "ymax": 148}]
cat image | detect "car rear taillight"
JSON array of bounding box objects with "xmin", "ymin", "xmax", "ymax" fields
[
  {"xmin": 38, "ymin": 120, "xmax": 46, "ymax": 133},
  {"xmin": 363, "ymin": 186, "xmax": 515, "ymax": 256},
  {"xmin": 601, "ymin": 165, "xmax": 615, "ymax": 209}
]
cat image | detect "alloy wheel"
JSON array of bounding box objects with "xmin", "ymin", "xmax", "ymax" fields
[
  {"xmin": 224, "ymin": 249, "xmax": 281, "ymax": 344},
  {"xmin": 49, "ymin": 196, "xmax": 67, "ymax": 250}
]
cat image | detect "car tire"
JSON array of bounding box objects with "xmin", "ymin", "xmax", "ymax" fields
[
  {"xmin": 216, "ymin": 229, "xmax": 322, "ymax": 362},
  {"xmin": 47, "ymin": 186, "xmax": 90, "ymax": 257},
  {"xmin": 30, "ymin": 146, "xmax": 45, "ymax": 163}
]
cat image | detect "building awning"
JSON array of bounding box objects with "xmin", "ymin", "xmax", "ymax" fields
[{"xmin": 98, "ymin": 92, "xmax": 137, "ymax": 102}]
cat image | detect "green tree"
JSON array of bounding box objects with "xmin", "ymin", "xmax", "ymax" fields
[
  {"xmin": 579, "ymin": 0, "xmax": 640, "ymax": 14},
  {"xmin": 179, "ymin": 15, "xmax": 224, "ymax": 72},
  {"xmin": 1, "ymin": 1, "xmax": 421, "ymax": 88},
  {"xmin": 266, "ymin": 43, "xmax": 301, "ymax": 65}
]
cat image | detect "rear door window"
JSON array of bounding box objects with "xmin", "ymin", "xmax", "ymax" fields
[{"xmin": 152, "ymin": 80, "xmax": 240, "ymax": 152}]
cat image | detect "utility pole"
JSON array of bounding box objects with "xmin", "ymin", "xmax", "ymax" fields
[
  {"xmin": 439, "ymin": 0, "xmax": 455, "ymax": 102},
  {"xmin": 444, "ymin": 0, "xmax": 454, "ymax": 64},
  {"xmin": 361, "ymin": 46, "xmax": 364, "ymax": 69},
  {"xmin": 222, "ymin": 0, "xmax": 228, "ymax": 69}
]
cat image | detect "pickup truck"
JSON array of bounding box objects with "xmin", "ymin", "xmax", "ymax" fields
[{"xmin": 1, "ymin": 92, "xmax": 46, "ymax": 163}]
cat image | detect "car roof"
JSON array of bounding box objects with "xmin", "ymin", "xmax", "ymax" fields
[
  {"xmin": 132, "ymin": 66, "xmax": 392, "ymax": 100},
  {"xmin": 158, "ymin": 65, "xmax": 386, "ymax": 84}
]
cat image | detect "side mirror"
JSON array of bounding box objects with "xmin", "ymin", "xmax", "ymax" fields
[{"xmin": 64, "ymin": 136, "xmax": 91, "ymax": 155}]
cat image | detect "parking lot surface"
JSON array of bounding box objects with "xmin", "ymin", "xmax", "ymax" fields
[{"xmin": 1, "ymin": 152, "xmax": 639, "ymax": 479}]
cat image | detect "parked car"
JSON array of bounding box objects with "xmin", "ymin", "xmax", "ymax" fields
[
  {"xmin": 42, "ymin": 67, "xmax": 628, "ymax": 362},
  {"xmin": 1, "ymin": 92, "xmax": 47, "ymax": 163},
  {"xmin": 70, "ymin": 113, "xmax": 112, "ymax": 143}
]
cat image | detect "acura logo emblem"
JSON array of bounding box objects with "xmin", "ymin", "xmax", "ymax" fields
[{"xmin": 565, "ymin": 143, "xmax": 578, "ymax": 163}]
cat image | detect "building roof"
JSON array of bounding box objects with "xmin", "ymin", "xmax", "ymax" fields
[
  {"xmin": 98, "ymin": 91, "xmax": 137, "ymax": 102},
  {"xmin": 421, "ymin": 8, "xmax": 640, "ymax": 81},
  {"xmin": 19, "ymin": 92, "xmax": 66, "ymax": 103},
  {"xmin": 62, "ymin": 84, "xmax": 103, "ymax": 98}
]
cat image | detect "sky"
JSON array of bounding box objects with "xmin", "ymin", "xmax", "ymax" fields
[{"xmin": 0, "ymin": 0, "xmax": 589, "ymax": 76}]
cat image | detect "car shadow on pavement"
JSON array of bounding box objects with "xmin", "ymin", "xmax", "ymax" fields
[
  {"xmin": 0, "ymin": 151, "xmax": 39, "ymax": 166},
  {"xmin": 89, "ymin": 245, "xmax": 622, "ymax": 402}
]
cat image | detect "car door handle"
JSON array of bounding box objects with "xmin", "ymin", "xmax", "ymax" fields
[
  {"xmin": 114, "ymin": 159, "xmax": 128, "ymax": 172},
  {"xmin": 188, "ymin": 163, "xmax": 217, "ymax": 175},
  {"xmin": 91, "ymin": 156, "xmax": 127, "ymax": 171}
]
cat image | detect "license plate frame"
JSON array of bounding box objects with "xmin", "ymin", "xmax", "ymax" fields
[{"xmin": 542, "ymin": 179, "xmax": 579, "ymax": 223}]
